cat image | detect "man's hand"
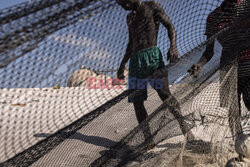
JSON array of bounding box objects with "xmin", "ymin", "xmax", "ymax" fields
[
  {"xmin": 188, "ymin": 63, "xmax": 202, "ymax": 78},
  {"xmin": 167, "ymin": 47, "xmax": 178, "ymax": 63},
  {"xmin": 117, "ymin": 66, "xmax": 125, "ymax": 80},
  {"xmin": 113, "ymin": 67, "xmax": 125, "ymax": 86}
]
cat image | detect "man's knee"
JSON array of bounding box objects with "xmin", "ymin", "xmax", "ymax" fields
[
  {"xmin": 133, "ymin": 101, "xmax": 147, "ymax": 123},
  {"xmin": 133, "ymin": 100, "xmax": 144, "ymax": 109},
  {"xmin": 156, "ymin": 88, "xmax": 172, "ymax": 101}
]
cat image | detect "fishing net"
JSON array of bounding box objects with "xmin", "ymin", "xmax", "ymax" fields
[{"xmin": 0, "ymin": 0, "xmax": 249, "ymax": 166}]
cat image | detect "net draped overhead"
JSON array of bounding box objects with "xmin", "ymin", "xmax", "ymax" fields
[{"xmin": 0, "ymin": 0, "xmax": 249, "ymax": 166}]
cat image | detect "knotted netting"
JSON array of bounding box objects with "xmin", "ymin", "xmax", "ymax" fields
[{"xmin": 0, "ymin": 0, "xmax": 249, "ymax": 166}]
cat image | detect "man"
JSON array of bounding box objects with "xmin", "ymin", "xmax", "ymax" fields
[
  {"xmin": 116, "ymin": 0, "xmax": 194, "ymax": 141},
  {"xmin": 188, "ymin": 0, "xmax": 250, "ymax": 139}
]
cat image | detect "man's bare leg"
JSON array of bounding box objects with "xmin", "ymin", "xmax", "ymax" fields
[
  {"xmin": 133, "ymin": 101, "xmax": 155, "ymax": 149},
  {"xmin": 156, "ymin": 75, "xmax": 195, "ymax": 141},
  {"xmin": 133, "ymin": 101, "xmax": 148, "ymax": 124},
  {"xmin": 133, "ymin": 101, "xmax": 153, "ymax": 139}
]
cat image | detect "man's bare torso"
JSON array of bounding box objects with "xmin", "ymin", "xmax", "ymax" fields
[{"xmin": 127, "ymin": 2, "xmax": 160, "ymax": 52}]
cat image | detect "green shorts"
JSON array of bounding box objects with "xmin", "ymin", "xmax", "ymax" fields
[{"xmin": 128, "ymin": 46, "xmax": 165, "ymax": 103}]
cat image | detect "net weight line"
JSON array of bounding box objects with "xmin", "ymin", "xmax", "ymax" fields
[
  {"xmin": 0, "ymin": 0, "xmax": 66, "ymax": 26},
  {"xmin": 0, "ymin": 0, "xmax": 116, "ymax": 68}
]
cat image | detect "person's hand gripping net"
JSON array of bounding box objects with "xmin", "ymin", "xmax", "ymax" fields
[
  {"xmin": 117, "ymin": 66, "xmax": 125, "ymax": 80},
  {"xmin": 167, "ymin": 46, "xmax": 179, "ymax": 63},
  {"xmin": 112, "ymin": 66, "xmax": 125, "ymax": 86},
  {"xmin": 188, "ymin": 63, "xmax": 202, "ymax": 78}
]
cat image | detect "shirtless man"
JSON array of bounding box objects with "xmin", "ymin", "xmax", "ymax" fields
[
  {"xmin": 116, "ymin": 0, "xmax": 194, "ymax": 141},
  {"xmin": 188, "ymin": 0, "xmax": 250, "ymax": 139}
]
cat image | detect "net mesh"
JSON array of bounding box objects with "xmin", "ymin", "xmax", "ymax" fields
[{"xmin": 0, "ymin": 0, "xmax": 249, "ymax": 166}]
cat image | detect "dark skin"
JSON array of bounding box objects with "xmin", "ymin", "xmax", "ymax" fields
[
  {"xmin": 188, "ymin": 0, "xmax": 250, "ymax": 108},
  {"xmin": 187, "ymin": 39, "xmax": 214, "ymax": 78},
  {"xmin": 188, "ymin": 0, "xmax": 237, "ymax": 77},
  {"xmin": 188, "ymin": 0, "xmax": 250, "ymax": 140},
  {"xmin": 116, "ymin": 0, "xmax": 178, "ymax": 79},
  {"xmin": 188, "ymin": 0, "xmax": 245, "ymax": 77},
  {"xmin": 116, "ymin": 0, "xmax": 194, "ymax": 141}
]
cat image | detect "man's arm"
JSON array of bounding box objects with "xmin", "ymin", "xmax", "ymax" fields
[
  {"xmin": 117, "ymin": 18, "xmax": 133, "ymax": 79},
  {"xmin": 117, "ymin": 41, "xmax": 132, "ymax": 79},
  {"xmin": 187, "ymin": 40, "xmax": 214, "ymax": 77},
  {"xmin": 197, "ymin": 40, "xmax": 215, "ymax": 66},
  {"xmin": 188, "ymin": 11, "xmax": 216, "ymax": 77},
  {"xmin": 153, "ymin": 2, "xmax": 178, "ymax": 63}
]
